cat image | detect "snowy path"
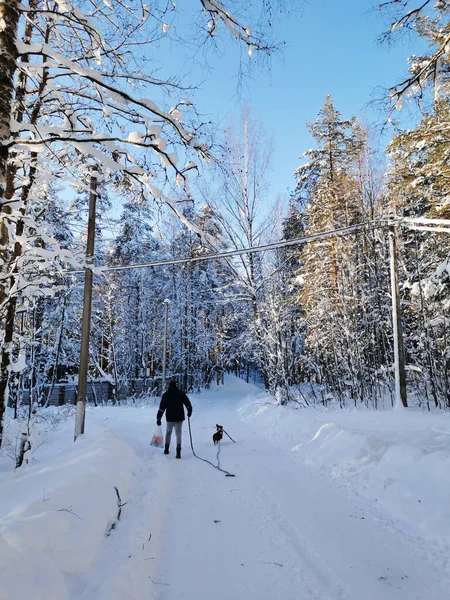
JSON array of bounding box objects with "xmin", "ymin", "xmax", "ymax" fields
[{"xmin": 77, "ymin": 379, "xmax": 450, "ymax": 600}]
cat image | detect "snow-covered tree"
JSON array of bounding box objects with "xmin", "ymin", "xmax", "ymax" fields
[
  {"xmin": 387, "ymin": 96, "xmax": 450, "ymax": 408},
  {"xmin": 202, "ymin": 106, "xmax": 277, "ymax": 389},
  {"xmin": 0, "ymin": 0, "xmax": 280, "ymax": 445},
  {"xmin": 288, "ymin": 97, "xmax": 392, "ymax": 406}
]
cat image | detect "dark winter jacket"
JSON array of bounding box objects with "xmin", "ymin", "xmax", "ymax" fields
[{"xmin": 157, "ymin": 383, "xmax": 192, "ymax": 423}]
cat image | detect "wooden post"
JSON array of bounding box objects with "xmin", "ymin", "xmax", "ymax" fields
[
  {"xmin": 389, "ymin": 225, "xmax": 408, "ymax": 408},
  {"xmin": 74, "ymin": 174, "xmax": 98, "ymax": 440}
]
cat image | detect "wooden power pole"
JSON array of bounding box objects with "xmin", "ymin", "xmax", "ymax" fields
[
  {"xmin": 74, "ymin": 174, "xmax": 98, "ymax": 440},
  {"xmin": 388, "ymin": 225, "xmax": 408, "ymax": 408}
]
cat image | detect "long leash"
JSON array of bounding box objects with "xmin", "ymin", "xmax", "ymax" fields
[
  {"xmin": 187, "ymin": 417, "xmax": 236, "ymax": 478},
  {"xmin": 222, "ymin": 428, "xmax": 236, "ymax": 443}
]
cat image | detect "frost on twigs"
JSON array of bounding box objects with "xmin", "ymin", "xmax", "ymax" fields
[
  {"xmin": 200, "ymin": 0, "xmax": 278, "ymax": 57},
  {"xmin": 379, "ymin": 0, "xmax": 450, "ymax": 110}
]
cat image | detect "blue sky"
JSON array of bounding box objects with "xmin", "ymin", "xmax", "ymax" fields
[{"xmin": 162, "ymin": 0, "xmax": 422, "ymax": 203}]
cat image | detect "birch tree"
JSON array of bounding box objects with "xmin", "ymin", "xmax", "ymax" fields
[
  {"xmin": 0, "ymin": 0, "xmax": 19, "ymax": 198},
  {"xmin": 203, "ymin": 107, "xmax": 275, "ymax": 388},
  {"xmin": 0, "ymin": 0, "xmax": 280, "ymax": 446}
]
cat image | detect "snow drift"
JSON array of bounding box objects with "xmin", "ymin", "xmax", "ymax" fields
[
  {"xmin": 0, "ymin": 413, "xmax": 137, "ymax": 600},
  {"xmin": 239, "ymin": 390, "xmax": 450, "ymax": 543}
]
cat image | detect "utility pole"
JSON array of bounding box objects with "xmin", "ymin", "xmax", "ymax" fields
[
  {"xmin": 388, "ymin": 224, "xmax": 408, "ymax": 408},
  {"xmin": 74, "ymin": 174, "xmax": 98, "ymax": 440},
  {"xmin": 161, "ymin": 299, "xmax": 170, "ymax": 394}
]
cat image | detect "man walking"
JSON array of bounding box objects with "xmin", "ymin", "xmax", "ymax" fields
[{"xmin": 157, "ymin": 377, "xmax": 192, "ymax": 458}]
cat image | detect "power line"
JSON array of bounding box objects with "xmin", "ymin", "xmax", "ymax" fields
[
  {"xmin": 65, "ymin": 216, "xmax": 450, "ymax": 276},
  {"xmin": 397, "ymin": 216, "xmax": 450, "ymax": 227},
  {"xmin": 67, "ymin": 220, "xmax": 385, "ymax": 275},
  {"xmin": 401, "ymin": 224, "xmax": 450, "ymax": 235},
  {"xmin": 394, "ymin": 216, "xmax": 450, "ymax": 235}
]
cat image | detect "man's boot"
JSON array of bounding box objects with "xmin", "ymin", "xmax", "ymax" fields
[
  {"xmin": 164, "ymin": 444, "xmax": 170, "ymax": 455},
  {"xmin": 176, "ymin": 445, "xmax": 181, "ymax": 459}
]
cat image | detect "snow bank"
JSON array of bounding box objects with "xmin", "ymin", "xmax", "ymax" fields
[
  {"xmin": 0, "ymin": 410, "xmax": 138, "ymax": 600},
  {"xmin": 239, "ymin": 389, "xmax": 450, "ymax": 544}
]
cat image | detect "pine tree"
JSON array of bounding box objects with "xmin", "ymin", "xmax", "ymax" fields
[
  {"xmin": 291, "ymin": 97, "xmax": 362, "ymax": 399},
  {"xmin": 288, "ymin": 97, "xmax": 391, "ymax": 406}
]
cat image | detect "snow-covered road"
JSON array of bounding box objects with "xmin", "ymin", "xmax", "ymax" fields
[{"xmin": 76, "ymin": 378, "xmax": 450, "ymax": 600}]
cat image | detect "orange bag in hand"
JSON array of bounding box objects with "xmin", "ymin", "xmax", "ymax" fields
[{"xmin": 150, "ymin": 425, "xmax": 164, "ymax": 448}]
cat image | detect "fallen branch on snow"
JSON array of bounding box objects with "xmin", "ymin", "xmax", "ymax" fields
[
  {"xmin": 57, "ymin": 506, "xmax": 82, "ymax": 520},
  {"xmin": 148, "ymin": 576, "xmax": 169, "ymax": 586},
  {"xmin": 106, "ymin": 486, "xmax": 127, "ymax": 536}
]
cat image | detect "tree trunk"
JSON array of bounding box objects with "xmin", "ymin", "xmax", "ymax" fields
[
  {"xmin": 0, "ymin": 0, "xmax": 20, "ymax": 444},
  {"xmin": 0, "ymin": 0, "xmax": 19, "ymax": 200},
  {"xmin": 0, "ymin": 7, "xmax": 50, "ymax": 446},
  {"xmin": 44, "ymin": 296, "xmax": 67, "ymax": 407},
  {"xmin": 0, "ymin": 295, "xmax": 17, "ymax": 447}
]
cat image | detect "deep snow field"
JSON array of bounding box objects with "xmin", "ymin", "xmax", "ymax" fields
[{"xmin": 1, "ymin": 376, "xmax": 450, "ymax": 600}]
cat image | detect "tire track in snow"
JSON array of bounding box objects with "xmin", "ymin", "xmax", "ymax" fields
[
  {"xmin": 234, "ymin": 424, "xmax": 450, "ymax": 600},
  {"xmin": 77, "ymin": 411, "xmax": 344, "ymax": 600},
  {"xmin": 73, "ymin": 394, "xmax": 450, "ymax": 600}
]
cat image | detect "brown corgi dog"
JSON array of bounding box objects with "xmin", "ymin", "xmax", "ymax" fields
[{"xmin": 213, "ymin": 424, "xmax": 223, "ymax": 445}]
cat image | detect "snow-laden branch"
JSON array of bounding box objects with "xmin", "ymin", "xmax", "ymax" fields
[
  {"xmin": 378, "ymin": 0, "xmax": 450, "ymax": 107},
  {"xmin": 14, "ymin": 41, "xmax": 208, "ymax": 154}
]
